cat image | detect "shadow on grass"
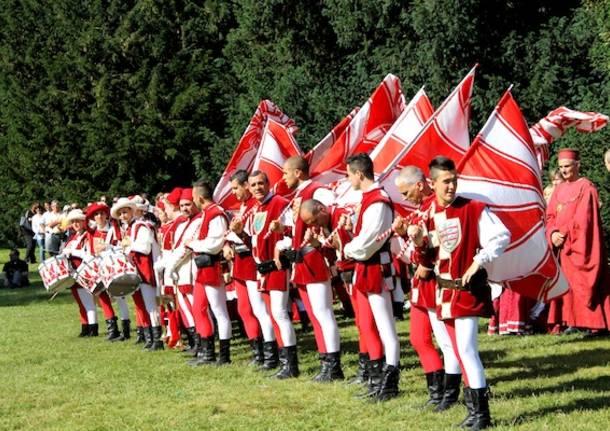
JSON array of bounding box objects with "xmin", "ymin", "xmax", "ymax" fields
[
  {"xmin": 503, "ymin": 374, "xmax": 610, "ymax": 399},
  {"xmin": 0, "ymin": 283, "xmax": 65, "ymax": 307},
  {"xmin": 488, "ymin": 347, "xmax": 610, "ymax": 386},
  {"xmin": 497, "ymin": 394, "xmax": 610, "ymax": 427}
]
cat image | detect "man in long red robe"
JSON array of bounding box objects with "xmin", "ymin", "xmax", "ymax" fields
[{"xmin": 546, "ymin": 148, "xmax": 610, "ymax": 334}]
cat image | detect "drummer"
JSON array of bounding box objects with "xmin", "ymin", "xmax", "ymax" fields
[
  {"xmin": 85, "ymin": 202, "xmax": 131, "ymax": 341},
  {"xmin": 111, "ymin": 197, "xmax": 163, "ymax": 351},
  {"xmin": 62, "ymin": 209, "xmax": 99, "ymax": 338}
]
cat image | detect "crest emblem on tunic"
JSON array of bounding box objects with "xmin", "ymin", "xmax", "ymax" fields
[
  {"xmin": 437, "ymin": 217, "xmax": 461, "ymax": 253},
  {"xmin": 253, "ymin": 211, "xmax": 267, "ymax": 234}
]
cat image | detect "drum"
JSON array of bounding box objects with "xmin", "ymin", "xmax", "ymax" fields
[
  {"xmin": 38, "ymin": 255, "xmax": 75, "ymax": 293},
  {"xmin": 99, "ymin": 249, "xmax": 141, "ymax": 297},
  {"xmin": 75, "ymin": 256, "xmax": 105, "ymax": 296}
]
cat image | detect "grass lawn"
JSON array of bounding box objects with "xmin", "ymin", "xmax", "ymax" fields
[{"xmin": 1, "ymin": 248, "xmax": 610, "ymax": 430}]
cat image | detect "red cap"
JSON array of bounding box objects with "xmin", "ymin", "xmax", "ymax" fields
[
  {"xmin": 167, "ymin": 187, "xmax": 183, "ymax": 206},
  {"xmin": 85, "ymin": 202, "xmax": 110, "ymax": 219},
  {"xmin": 180, "ymin": 188, "xmax": 193, "ymax": 202},
  {"xmin": 557, "ymin": 148, "xmax": 579, "ymax": 161}
]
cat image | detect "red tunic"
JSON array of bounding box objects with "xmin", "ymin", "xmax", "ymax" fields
[
  {"xmin": 251, "ymin": 194, "xmax": 289, "ymax": 291},
  {"xmin": 292, "ymin": 181, "xmax": 331, "ymax": 284},
  {"xmin": 231, "ymin": 198, "xmax": 258, "ymax": 282},
  {"xmin": 545, "ymin": 178, "xmax": 610, "ymax": 329},
  {"xmin": 408, "ymin": 194, "xmax": 437, "ymax": 309},
  {"xmin": 65, "ymin": 232, "xmax": 88, "ymax": 270},
  {"xmin": 352, "ymin": 187, "xmax": 394, "ymax": 294},
  {"xmin": 194, "ymin": 204, "xmax": 227, "ymax": 287},
  {"xmin": 126, "ymin": 221, "xmax": 156, "ymax": 286},
  {"xmin": 426, "ymin": 197, "xmax": 493, "ymax": 319}
]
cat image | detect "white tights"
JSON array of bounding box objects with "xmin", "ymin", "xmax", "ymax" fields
[
  {"xmin": 140, "ymin": 283, "xmax": 160, "ymax": 326},
  {"xmin": 77, "ymin": 288, "xmax": 97, "ymax": 324},
  {"xmin": 368, "ymin": 285, "xmax": 400, "ymax": 366},
  {"xmin": 205, "ymin": 285, "xmax": 232, "ymax": 340},
  {"xmin": 452, "ymin": 317, "xmax": 486, "ymax": 389},
  {"xmin": 246, "ymin": 280, "xmax": 275, "ymax": 342},
  {"xmin": 427, "ymin": 309, "xmax": 461, "ymax": 374},
  {"xmin": 269, "ymin": 290, "xmax": 296, "ymax": 346},
  {"xmin": 306, "ymin": 281, "xmax": 340, "ymax": 353}
]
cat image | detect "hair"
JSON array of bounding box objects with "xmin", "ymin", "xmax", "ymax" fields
[
  {"xmin": 300, "ymin": 199, "xmax": 324, "ymax": 216},
  {"xmin": 395, "ymin": 165, "xmax": 425, "ymax": 186},
  {"xmin": 230, "ymin": 169, "xmax": 249, "ymax": 185},
  {"xmin": 346, "ymin": 153, "xmax": 374, "ymax": 180},
  {"xmin": 192, "ymin": 180, "xmax": 213, "ymax": 200},
  {"xmin": 285, "ymin": 156, "xmax": 309, "ymax": 175},
  {"xmin": 31, "ymin": 202, "xmax": 40, "ymax": 212},
  {"xmin": 428, "ymin": 156, "xmax": 456, "ymax": 180},
  {"xmin": 248, "ymin": 170, "xmax": 269, "ymax": 184}
]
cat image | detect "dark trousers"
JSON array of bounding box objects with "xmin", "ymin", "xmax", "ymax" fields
[{"xmin": 21, "ymin": 230, "xmax": 36, "ymax": 263}]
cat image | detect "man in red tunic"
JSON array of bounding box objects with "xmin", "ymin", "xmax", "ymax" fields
[
  {"xmin": 270, "ymin": 156, "xmax": 343, "ymax": 381},
  {"xmin": 392, "ymin": 166, "xmax": 461, "ymax": 409},
  {"xmin": 342, "ymin": 153, "xmax": 400, "ymax": 401},
  {"xmin": 546, "ymin": 148, "xmax": 610, "ymax": 335},
  {"xmin": 231, "ymin": 170, "xmax": 299, "ymax": 379},
  {"xmin": 224, "ymin": 169, "xmax": 278, "ymax": 368},
  {"xmin": 412, "ymin": 156, "xmax": 510, "ymax": 429}
]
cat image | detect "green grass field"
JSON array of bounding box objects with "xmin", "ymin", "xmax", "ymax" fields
[{"xmin": 2, "ymin": 248, "xmax": 610, "ymax": 430}]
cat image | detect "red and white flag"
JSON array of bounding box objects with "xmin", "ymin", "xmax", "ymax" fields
[
  {"xmin": 213, "ymin": 100, "xmax": 297, "ymax": 210},
  {"xmin": 251, "ymin": 119, "xmax": 303, "ymax": 195},
  {"xmin": 370, "ymin": 87, "xmax": 434, "ymax": 215},
  {"xmin": 457, "ymin": 89, "xmax": 568, "ymax": 302},
  {"xmin": 530, "ymin": 106, "xmax": 609, "ymax": 168},
  {"xmin": 308, "ymin": 74, "xmax": 406, "ymax": 185}
]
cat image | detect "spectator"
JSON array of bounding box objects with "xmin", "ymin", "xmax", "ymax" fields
[
  {"xmin": 19, "ymin": 203, "xmax": 37, "ymax": 263},
  {"xmin": 2, "ymin": 249, "xmax": 29, "ymax": 288},
  {"xmin": 43, "ymin": 201, "xmax": 63, "ymax": 256},
  {"xmin": 31, "ymin": 205, "xmax": 46, "ymax": 263},
  {"xmin": 543, "ymin": 168, "xmax": 563, "ymax": 204}
]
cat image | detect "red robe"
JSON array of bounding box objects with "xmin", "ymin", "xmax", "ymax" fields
[
  {"xmin": 231, "ymin": 198, "xmax": 258, "ymax": 282},
  {"xmin": 408, "ymin": 194, "xmax": 437, "ymax": 310},
  {"xmin": 546, "ymin": 178, "xmax": 610, "ymax": 330}
]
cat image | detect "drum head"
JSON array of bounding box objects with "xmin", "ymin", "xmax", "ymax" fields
[
  {"xmin": 49, "ymin": 277, "xmax": 74, "ymax": 293},
  {"xmin": 107, "ymin": 275, "xmax": 141, "ymax": 297}
]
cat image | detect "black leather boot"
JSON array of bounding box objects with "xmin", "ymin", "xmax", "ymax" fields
[
  {"xmin": 314, "ymin": 351, "xmax": 344, "ymax": 382},
  {"xmin": 249, "ymin": 337, "xmax": 264, "ymax": 366},
  {"xmin": 89, "ymin": 323, "xmax": 99, "ymax": 337},
  {"xmin": 78, "ymin": 324, "xmax": 90, "ymax": 337},
  {"xmin": 358, "ymin": 358, "xmax": 383, "ymax": 398},
  {"xmin": 182, "ymin": 327, "xmax": 199, "ymax": 356},
  {"xmin": 134, "ymin": 326, "xmax": 146, "ymax": 344},
  {"xmin": 148, "ymin": 326, "xmax": 164, "ymax": 351},
  {"xmin": 312, "ymin": 353, "xmax": 329, "ymax": 381},
  {"xmin": 121, "ymin": 319, "xmax": 131, "ymax": 340},
  {"xmin": 459, "ymin": 387, "xmax": 476, "ymax": 428},
  {"xmin": 187, "ymin": 336, "xmax": 216, "ymax": 366},
  {"xmin": 261, "ymin": 341, "xmax": 279, "ymax": 370},
  {"xmin": 375, "ymin": 363, "xmax": 400, "ymax": 401},
  {"xmin": 435, "ymin": 373, "xmax": 461, "ymax": 412},
  {"xmin": 142, "ymin": 326, "xmax": 153, "ymax": 350},
  {"xmin": 425, "ymin": 370, "xmax": 445, "ymax": 407},
  {"xmin": 217, "ymin": 339, "xmax": 231, "ymax": 365},
  {"xmin": 275, "ymin": 345, "xmax": 299, "ymax": 379},
  {"xmin": 349, "ymin": 353, "xmax": 369, "ymax": 385},
  {"xmin": 106, "ymin": 317, "xmax": 122, "ymax": 341},
  {"xmin": 468, "ymin": 387, "xmax": 492, "ymax": 430}
]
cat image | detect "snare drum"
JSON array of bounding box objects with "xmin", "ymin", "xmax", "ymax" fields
[
  {"xmin": 38, "ymin": 255, "xmax": 75, "ymax": 293},
  {"xmin": 99, "ymin": 249, "xmax": 141, "ymax": 297},
  {"xmin": 75, "ymin": 256, "xmax": 105, "ymax": 296}
]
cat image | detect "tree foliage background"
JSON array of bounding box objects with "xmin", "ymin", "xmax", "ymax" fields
[{"xmin": 1, "ymin": 0, "xmax": 609, "ymax": 247}]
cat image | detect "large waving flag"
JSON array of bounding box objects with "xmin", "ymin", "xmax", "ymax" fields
[
  {"xmin": 308, "ymin": 74, "xmax": 406, "ymax": 185},
  {"xmin": 370, "ymin": 87, "xmax": 434, "ymax": 215},
  {"xmin": 530, "ymin": 106, "xmax": 609, "ymax": 169},
  {"xmin": 251, "ymin": 119, "xmax": 303, "ymax": 196},
  {"xmin": 214, "ymin": 100, "xmax": 297, "ymax": 210},
  {"xmin": 377, "ymin": 65, "xmax": 476, "ymax": 188},
  {"xmin": 457, "ymin": 89, "xmax": 568, "ymax": 302}
]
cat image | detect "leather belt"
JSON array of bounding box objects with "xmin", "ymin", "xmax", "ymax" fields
[{"xmin": 436, "ymin": 276, "xmax": 469, "ymax": 291}]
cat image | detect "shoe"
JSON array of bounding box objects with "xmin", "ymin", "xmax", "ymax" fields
[
  {"xmin": 142, "ymin": 326, "xmax": 153, "ymax": 350},
  {"xmin": 349, "ymin": 353, "xmax": 369, "ymax": 385},
  {"xmin": 424, "ymin": 370, "xmax": 445, "ymax": 407},
  {"xmin": 89, "ymin": 323, "xmax": 99, "ymax": 337},
  {"xmin": 466, "ymin": 387, "xmax": 492, "ymax": 430},
  {"xmin": 275, "ymin": 345, "xmax": 299, "ymax": 379},
  {"xmin": 182, "ymin": 327, "xmax": 200, "ymax": 356},
  {"xmin": 134, "ymin": 326, "xmax": 146, "ymax": 344},
  {"xmin": 357, "ymin": 358, "xmax": 383, "ymax": 398},
  {"xmin": 392, "ymin": 302, "xmax": 405, "ymax": 320},
  {"xmin": 313, "ymin": 351, "xmax": 344, "ymax": 382},
  {"xmin": 459, "ymin": 387, "xmax": 476, "ymax": 428},
  {"xmin": 375, "ymin": 363, "xmax": 400, "ymax": 401},
  {"xmin": 121, "ymin": 319, "xmax": 131, "ymax": 340},
  {"xmin": 249, "ymin": 337, "xmax": 264, "ymax": 366},
  {"xmin": 187, "ymin": 336, "xmax": 216, "ymax": 366},
  {"xmin": 147, "ymin": 326, "xmax": 164, "ymax": 351},
  {"xmin": 106, "ymin": 317, "xmax": 122, "ymax": 341},
  {"xmin": 435, "ymin": 373, "xmax": 461, "ymax": 412},
  {"xmin": 78, "ymin": 324, "xmax": 90, "ymax": 337},
  {"xmin": 261, "ymin": 341, "xmax": 279, "ymax": 370},
  {"xmin": 563, "ymin": 326, "xmax": 581, "ymax": 335},
  {"xmin": 217, "ymin": 339, "xmax": 231, "ymax": 365}
]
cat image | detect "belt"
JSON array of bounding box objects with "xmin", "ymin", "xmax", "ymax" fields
[{"xmin": 436, "ymin": 276, "xmax": 469, "ymax": 291}]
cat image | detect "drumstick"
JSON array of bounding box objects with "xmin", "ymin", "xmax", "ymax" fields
[
  {"xmin": 224, "ymin": 206, "xmax": 256, "ymax": 239},
  {"xmin": 321, "ymin": 208, "xmax": 354, "ymax": 247},
  {"xmin": 48, "ymin": 290, "xmax": 61, "ymax": 301},
  {"xmin": 375, "ymin": 213, "xmax": 417, "ymax": 242}
]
